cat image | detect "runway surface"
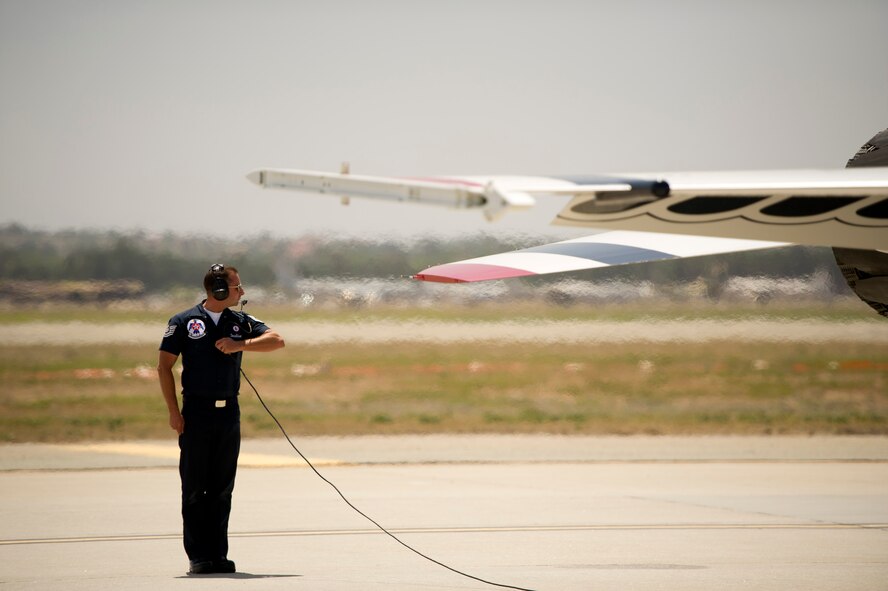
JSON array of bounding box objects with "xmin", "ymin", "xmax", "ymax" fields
[{"xmin": 1, "ymin": 435, "xmax": 887, "ymax": 590}]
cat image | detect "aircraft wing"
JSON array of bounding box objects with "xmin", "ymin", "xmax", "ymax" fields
[
  {"xmin": 414, "ymin": 231, "xmax": 786, "ymax": 283},
  {"xmin": 249, "ymin": 129, "xmax": 888, "ymax": 313},
  {"xmin": 248, "ymin": 167, "xmax": 888, "ymax": 250},
  {"xmin": 554, "ymin": 168, "xmax": 888, "ymax": 251}
]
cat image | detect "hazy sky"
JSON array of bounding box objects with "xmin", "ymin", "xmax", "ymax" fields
[{"xmin": 1, "ymin": 0, "xmax": 886, "ymax": 240}]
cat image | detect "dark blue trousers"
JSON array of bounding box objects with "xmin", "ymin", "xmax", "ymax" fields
[{"xmin": 178, "ymin": 398, "xmax": 240, "ymax": 562}]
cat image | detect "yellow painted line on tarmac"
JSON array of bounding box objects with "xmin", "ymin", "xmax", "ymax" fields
[
  {"xmin": 63, "ymin": 442, "xmax": 177, "ymax": 459},
  {"xmin": 61, "ymin": 442, "xmax": 341, "ymax": 468},
  {"xmin": 237, "ymin": 452, "xmax": 342, "ymax": 468}
]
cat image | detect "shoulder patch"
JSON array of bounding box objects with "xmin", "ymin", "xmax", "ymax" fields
[{"xmin": 163, "ymin": 324, "xmax": 176, "ymax": 338}]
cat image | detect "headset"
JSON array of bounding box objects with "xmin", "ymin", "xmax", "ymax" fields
[{"xmin": 210, "ymin": 263, "xmax": 230, "ymax": 301}]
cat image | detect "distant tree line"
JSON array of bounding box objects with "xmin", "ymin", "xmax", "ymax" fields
[{"xmin": 0, "ymin": 223, "xmax": 844, "ymax": 292}]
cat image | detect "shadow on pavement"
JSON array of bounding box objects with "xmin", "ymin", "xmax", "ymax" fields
[{"xmin": 179, "ymin": 572, "xmax": 302, "ymax": 579}]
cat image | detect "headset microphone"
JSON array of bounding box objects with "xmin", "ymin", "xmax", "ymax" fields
[{"xmin": 238, "ymin": 299, "xmax": 252, "ymax": 333}]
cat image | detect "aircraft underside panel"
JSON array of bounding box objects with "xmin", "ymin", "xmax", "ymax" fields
[
  {"xmin": 415, "ymin": 231, "xmax": 784, "ymax": 283},
  {"xmin": 555, "ymin": 186, "xmax": 888, "ymax": 251}
]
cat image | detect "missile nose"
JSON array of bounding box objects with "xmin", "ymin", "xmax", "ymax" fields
[{"xmin": 246, "ymin": 170, "xmax": 264, "ymax": 185}]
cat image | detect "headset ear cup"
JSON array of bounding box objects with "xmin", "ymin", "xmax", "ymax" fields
[{"xmin": 212, "ymin": 274, "xmax": 229, "ymax": 301}]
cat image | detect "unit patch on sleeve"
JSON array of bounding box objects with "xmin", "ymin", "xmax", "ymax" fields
[{"xmin": 186, "ymin": 318, "xmax": 207, "ymax": 339}]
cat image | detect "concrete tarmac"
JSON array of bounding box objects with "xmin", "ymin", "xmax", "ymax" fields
[{"xmin": 1, "ymin": 435, "xmax": 887, "ymax": 590}]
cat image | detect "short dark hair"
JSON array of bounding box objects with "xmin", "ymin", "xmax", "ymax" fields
[{"xmin": 203, "ymin": 264, "xmax": 239, "ymax": 292}]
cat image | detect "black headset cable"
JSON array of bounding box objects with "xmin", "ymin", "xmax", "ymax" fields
[{"xmin": 240, "ymin": 368, "xmax": 538, "ymax": 591}]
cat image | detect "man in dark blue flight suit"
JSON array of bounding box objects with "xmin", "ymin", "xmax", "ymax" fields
[{"xmin": 157, "ymin": 264, "xmax": 285, "ymax": 574}]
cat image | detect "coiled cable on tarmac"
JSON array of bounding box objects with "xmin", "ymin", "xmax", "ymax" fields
[{"xmin": 241, "ymin": 368, "xmax": 538, "ymax": 591}]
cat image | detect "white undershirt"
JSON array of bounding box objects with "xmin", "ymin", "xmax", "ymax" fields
[{"xmin": 205, "ymin": 309, "xmax": 222, "ymax": 325}]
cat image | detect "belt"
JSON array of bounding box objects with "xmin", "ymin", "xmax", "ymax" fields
[{"xmin": 182, "ymin": 396, "xmax": 238, "ymax": 409}]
